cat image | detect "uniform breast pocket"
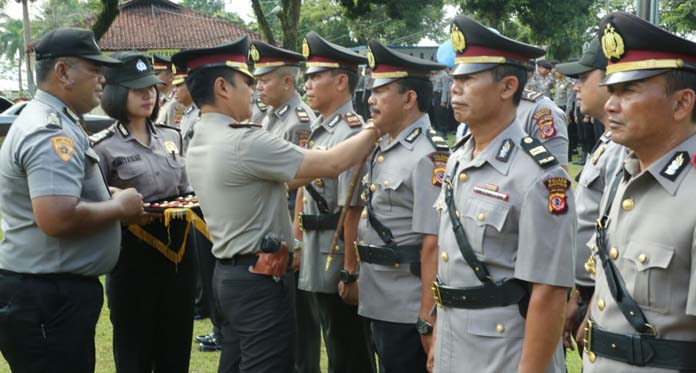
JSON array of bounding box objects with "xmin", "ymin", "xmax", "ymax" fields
[
  {"xmin": 381, "ymin": 173, "xmax": 409, "ymax": 210},
  {"xmin": 115, "ymin": 161, "xmax": 149, "ymax": 188},
  {"xmin": 622, "ymin": 241, "xmax": 675, "ymax": 313},
  {"xmin": 82, "ymin": 148, "xmax": 108, "ymax": 200},
  {"xmin": 165, "ymin": 155, "xmax": 185, "ymax": 178},
  {"xmin": 459, "ymin": 198, "xmax": 510, "ymax": 258}
]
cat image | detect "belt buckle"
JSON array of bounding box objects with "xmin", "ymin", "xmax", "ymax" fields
[
  {"xmin": 298, "ymin": 212, "xmax": 304, "ymax": 231},
  {"xmin": 584, "ymin": 319, "xmax": 596, "ymax": 363},
  {"xmin": 432, "ymin": 280, "xmax": 443, "ymax": 308}
]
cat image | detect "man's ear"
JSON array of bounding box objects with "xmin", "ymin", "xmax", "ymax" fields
[
  {"xmin": 672, "ymin": 88, "xmax": 696, "ymax": 123},
  {"xmin": 404, "ymin": 89, "xmax": 418, "ymax": 111},
  {"xmin": 213, "ymin": 76, "xmax": 229, "ymax": 100},
  {"xmin": 500, "ymin": 75, "xmax": 519, "ymax": 101},
  {"xmin": 54, "ymin": 60, "xmax": 73, "ymax": 87}
]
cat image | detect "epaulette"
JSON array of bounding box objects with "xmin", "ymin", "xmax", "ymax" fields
[
  {"xmin": 426, "ymin": 128, "xmax": 450, "ymax": 153},
  {"xmin": 89, "ymin": 126, "xmax": 115, "ymax": 146},
  {"xmin": 156, "ymin": 123, "xmax": 181, "ymax": 132},
  {"xmin": 522, "ymin": 89, "xmax": 543, "ymax": 102},
  {"xmin": 256, "ymin": 100, "xmax": 269, "ymax": 112},
  {"xmin": 343, "ymin": 112, "xmax": 363, "ymax": 128},
  {"xmin": 452, "ymin": 134, "xmax": 471, "ymax": 152},
  {"xmin": 519, "ymin": 136, "xmax": 558, "ymax": 169},
  {"xmin": 46, "ymin": 111, "xmax": 62, "ymax": 129},
  {"xmin": 296, "ymin": 106, "xmax": 311, "ymax": 123}
]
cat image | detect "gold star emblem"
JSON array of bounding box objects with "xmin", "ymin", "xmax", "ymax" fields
[
  {"xmin": 367, "ymin": 48, "xmax": 375, "ymax": 69},
  {"xmin": 302, "ymin": 38, "xmax": 310, "ymax": 59},
  {"xmin": 451, "ymin": 25, "xmax": 466, "ymax": 53},
  {"xmin": 601, "ymin": 24, "xmax": 625, "ymax": 61}
]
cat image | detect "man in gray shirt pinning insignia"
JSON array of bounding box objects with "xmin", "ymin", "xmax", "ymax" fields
[
  {"xmin": 430, "ymin": 15, "xmax": 576, "ymax": 373},
  {"xmin": 0, "ymin": 27, "xmax": 145, "ymax": 372},
  {"xmin": 175, "ymin": 36, "xmax": 382, "ymax": 373},
  {"xmin": 293, "ymin": 31, "xmax": 376, "ymax": 373},
  {"xmin": 356, "ymin": 40, "xmax": 448, "ymax": 373},
  {"xmin": 579, "ymin": 12, "xmax": 696, "ymax": 372},
  {"xmin": 250, "ymin": 39, "xmax": 321, "ymax": 373}
]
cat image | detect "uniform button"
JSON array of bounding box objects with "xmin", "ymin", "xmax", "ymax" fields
[
  {"xmin": 477, "ymin": 213, "xmax": 486, "ymax": 221},
  {"xmin": 459, "ymin": 173, "xmax": 468, "ymax": 183},
  {"xmin": 393, "ymin": 263, "xmax": 400, "ymax": 269},
  {"xmin": 441, "ymin": 252, "xmax": 449, "ymax": 262},
  {"xmin": 370, "ymin": 184, "xmax": 377, "ymax": 192},
  {"xmin": 638, "ymin": 254, "xmax": 647, "ymax": 264},
  {"xmin": 361, "ymin": 210, "xmax": 367, "ymax": 219},
  {"xmin": 598, "ymin": 298, "xmax": 606, "ymax": 311},
  {"xmin": 377, "ymin": 155, "xmax": 384, "ymax": 163},
  {"xmin": 455, "ymin": 210, "xmax": 461, "ymax": 218},
  {"xmin": 309, "ymin": 140, "xmax": 315, "ymax": 147},
  {"xmin": 496, "ymin": 324, "xmax": 504, "ymax": 333},
  {"xmin": 622, "ymin": 198, "xmax": 635, "ymax": 211},
  {"xmin": 609, "ymin": 247, "xmax": 619, "ymax": 260},
  {"xmin": 383, "ymin": 180, "xmax": 389, "ymax": 187},
  {"xmin": 303, "ymin": 197, "xmax": 307, "ymax": 204}
]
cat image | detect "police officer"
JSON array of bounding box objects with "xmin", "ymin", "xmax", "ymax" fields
[
  {"xmin": 293, "ymin": 31, "xmax": 376, "ymax": 373},
  {"xmin": 430, "ymin": 15, "xmax": 576, "ymax": 372},
  {"xmin": 175, "ymin": 36, "xmax": 382, "ymax": 373},
  {"xmin": 555, "ymin": 37, "xmax": 627, "ymax": 353},
  {"xmin": 578, "ymin": 12, "xmax": 696, "ymax": 372},
  {"xmin": 91, "ymin": 51, "xmax": 194, "ymax": 373},
  {"xmin": 249, "ymin": 39, "xmax": 321, "ymax": 373},
  {"xmin": 154, "ymin": 55, "xmax": 186, "ymax": 127},
  {"xmin": 0, "ymin": 28, "xmax": 144, "ymax": 372},
  {"xmin": 356, "ymin": 40, "xmax": 448, "ymax": 373},
  {"xmin": 535, "ymin": 60, "xmax": 555, "ymax": 98},
  {"xmin": 171, "ymin": 72, "xmax": 199, "ymax": 154},
  {"xmin": 250, "ymin": 91, "xmax": 269, "ymax": 124}
]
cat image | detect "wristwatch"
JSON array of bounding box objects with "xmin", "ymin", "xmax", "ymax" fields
[
  {"xmin": 339, "ymin": 269, "xmax": 358, "ymax": 284},
  {"xmin": 416, "ymin": 317, "xmax": 433, "ymax": 335}
]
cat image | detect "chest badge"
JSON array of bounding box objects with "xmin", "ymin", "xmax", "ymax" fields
[{"xmin": 164, "ymin": 140, "xmax": 179, "ymax": 154}]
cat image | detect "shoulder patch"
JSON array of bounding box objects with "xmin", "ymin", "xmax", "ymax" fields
[
  {"xmin": 544, "ymin": 177, "xmax": 570, "ymax": 215},
  {"xmin": 277, "ymin": 104, "xmax": 290, "ymax": 117},
  {"xmin": 661, "ymin": 151, "xmax": 689, "ymax": 181},
  {"xmin": 405, "ymin": 127, "xmax": 422, "ymax": 143},
  {"xmin": 51, "ymin": 136, "xmax": 75, "ymax": 162},
  {"xmin": 519, "ymin": 136, "xmax": 558, "ymax": 169},
  {"xmin": 295, "ymin": 107, "xmax": 311, "ymax": 123},
  {"xmin": 522, "ymin": 89, "xmax": 543, "ymax": 102},
  {"xmin": 343, "ymin": 112, "xmax": 363, "ymax": 128},
  {"xmin": 532, "ymin": 108, "xmax": 557, "ymax": 139},
  {"xmin": 89, "ymin": 126, "xmax": 115, "ymax": 146},
  {"xmin": 426, "ymin": 129, "xmax": 450, "ymax": 153},
  {"xmin": 46, "ymin": 111, "xmax": 62, "ymax": 129},
  {"xmin": 296, "ymin": 129, "xmax": 311, "ymax": 147},
  {"xmin": 430, "ymin": 152, "xmax": 449, "ymax": 186},
  {"xmin": 496, "ymin": 139, "xmax": 514, "ymax": 163}
]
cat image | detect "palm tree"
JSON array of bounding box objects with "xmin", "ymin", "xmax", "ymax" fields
[{"xmin": 0, "ymin": 14, "xmax": 26, "ymax": 93}]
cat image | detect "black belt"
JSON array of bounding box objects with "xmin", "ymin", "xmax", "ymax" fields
[
  {"xmin": 0, "ymin": 268, "xmax": 96, "ymax": 281},
  {"xmin": 218, "ymin": 254, "xmax": 258, "ymax": 267},
  {"xmin": 298, "ymin": 212, "xmax": 340, "ymax": 231},
  {"xmin": 586, "ymin": 320, "xmax": 696, "ymax": 370},
  {"xmin": 356, "ymin": 243, "xmax": 420, "ymax": 266},
  {"xmin": 432, "ymin": 278, "xmax": 529, "ymax": 310}
]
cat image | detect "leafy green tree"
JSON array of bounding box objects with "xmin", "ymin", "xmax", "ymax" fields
[
  {"xmin": 181, "ymin": 0, "xmax": 246, "ymax": 26},
  {"xmin": 0, "ymin": 14, "xmax": 26, "ymax": 92},
  {"xmin": 297, "ymin": 0, "xmax": 357, "ymax": 46},
  {"xmin": 660, "ymin": 0, "xmax": 696, "ymax": 36}
]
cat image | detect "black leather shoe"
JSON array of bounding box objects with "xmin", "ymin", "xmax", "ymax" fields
[
  {"xmin": 195, "ymin": 332, "xmax": 214, "ymax": 344},
  {"xmin": 198, "ymin": 337, "xmax": 222, "ymax": 352}
]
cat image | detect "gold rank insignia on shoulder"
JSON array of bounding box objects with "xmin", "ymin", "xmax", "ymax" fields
[
  {"xmin": 591, "ymin": 143, "xmax": 606, "ymax": 165},
  {"xmin": 296, "ymin": 107, "xmax": 311, "ymax": 123},
  {"xmin": 46, "ymin": 111, "xmax": 61, "ymax": 129},
  {"xmin": 451, "ymin": 24, "xmax": 466, "ymax": 53},
  {"xmin": 601, "ymin": 23, "xmax": 625, "ymax": 61},
  {"xmin": 343, "ymin": 112, "xmax": 362, "ymax": 128},
  {"xmin": 51, "ymin": 136, "xmax": 75, "ymax": 162},
  {"xmin": 302, "ymin": 38, "xmax": 310, "ymax": 59},
  {"xmin": 660, "ymin": 151, "xmax": 689, "ymax": 181}
]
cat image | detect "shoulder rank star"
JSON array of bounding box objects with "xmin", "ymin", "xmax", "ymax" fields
[
  {"xmin": 543, "ymin": 177, "xmax": 570, "ymax": 215},
  {"xmin": 343, "ymin": 112, "xmax": 362, "ymax": 128}
]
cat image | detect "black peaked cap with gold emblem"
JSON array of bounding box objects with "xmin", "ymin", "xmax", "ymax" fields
[
  {"xmin": 450, "ymin": 15, "xmax": 545, "ymax": 76},
  {"xmin": 303, "ymin": 31, "xmax": 367, "ymax": 74},
  {"xmin": 171, "ymin": 36, "xmax": 254, "ymax": 79},
  {"xmin": 104, "ymin": 52, "xmax": 163, "ymax": 89},
  {"xmin": 598, "ymin": 11, "xmax": 696, "ymax": 85},
  {"xmin": 368, "ymin": 40, "xmax": 445, "ymax": 89},
  {"xmin": 250, "ymin": 40, "xmax": 305, "ymax": 76}
]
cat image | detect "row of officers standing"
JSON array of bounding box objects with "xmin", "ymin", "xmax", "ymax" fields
[{"xmin": 0, "ymin": 10, "xmax": 695, "ymax": 373}]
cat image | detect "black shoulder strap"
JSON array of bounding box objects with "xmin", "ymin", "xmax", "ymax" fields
[
  {"xmin": 519, "ymin": 136, "xmax": 558, "ymax": 169},
  {"xmin": 426, "ymin": 129, "xmax": 451, "ymax": 153},
  {"xmin": 595, "ymin": 171, "xmax": 655, "ymax": 335},
  {"xmin": 522, "ymin": 89, "xmax": 543, "ymax": 102},
  {"xmin": 452, "ymin": 133, "xmax": 471, "ymax": 152},
  {"xmin": 444, "ymin": 161, "xmax": 493, "ymax": 284},
  {"xmin": 304, "ymin": 183, "xmax": 331, "ymax": 214},
  {"xmin": 364, "ymin": 146, "xmax": 397, "ymax": 247}
]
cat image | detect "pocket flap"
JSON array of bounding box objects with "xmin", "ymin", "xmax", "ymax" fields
[
  {"xmin": 460, "ymin": 198, "xmax": 510, "ymax": 232},
  {"xmin": 624, "ymin": 241, "xmax": 674, "ymax": 271},
  {"xmin": 115, "ymin": 162, "xmax": 147, "ymax": 180},
  {"xmin": 378, "ymin": 172, "xmax": 405, "ymax": 191},
  {"xmin": 579, "ymin": 165, "xmax": 601, "ymax": 188},
  {"xmin": 85, "ymin": 147, "xmax": 100, "ymax": 163},
  {"xmin": 466, "ymin": 306, "xmax": 525, "ymax": 338}
]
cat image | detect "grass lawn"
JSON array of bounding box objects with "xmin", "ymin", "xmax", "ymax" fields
[{"xmin": 0, "ymin": 141, "xmax": 585, "ymax": 373}]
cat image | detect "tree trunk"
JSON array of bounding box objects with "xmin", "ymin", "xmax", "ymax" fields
[
  {"xmin": 17, "ymin": 53, "xmax": 22, "ymax": 95},
  {"xmin": 92, "ymin": 0, "xmax": 119, "ymax": 41},
  {"xmin": 251, "ymin": 0, "xmax": 276, "ymax": 45},
  {"xmin": 278, "ymin": 0, "xmax": 301, "ymax": 51},
  {"xmin": 21, "ymin": 0, "xmax": 35, "ymax": 95}
]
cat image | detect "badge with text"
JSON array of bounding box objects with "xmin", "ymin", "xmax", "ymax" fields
[
  {"xmin": 431, "ymin": 152, "xmax": 449, "ymax": 186},
  {"xmin": 533, "ymin": 109, "xmax": 556, "ymax": 139},
  {"xmin": 51, "ymin": 136, "xmax": 74, "ymax": 162},
  {"xmin": 544, "ymin": 177, "xmax": 570, "ymax": 215}
]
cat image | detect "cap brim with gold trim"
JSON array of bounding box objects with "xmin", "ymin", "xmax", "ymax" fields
[
  {"xmin": 151, "ymin": 54, "xmax": 174, "ymax": 72},
  {"xmin": 171, "ymin": 36, "xmax": 254, "ymax": 79},
  {"xmin": 251, "ymin": 40, "xmax": 305, "ymax": 76},
  {"xmin": 598, "ymin": 11, "xmax": 696, "ymax": 86},
  {"xmin": 368, "ymin": 40, "xmax": 445, "ymax": 89},
  {"xmin": 171, "ymin": 73, "xmax": 187, "ymax": 86},
  {"xmin": 303, "ymin": 31, "xmax": 367, "ymax": 74},
  {"xmin": 450, "ymin": 15, "xmax": 545, "ymax": 76}
]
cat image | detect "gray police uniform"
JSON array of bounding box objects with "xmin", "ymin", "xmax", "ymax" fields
[
  {"xmin": 262, "ymin": 93, "xmax": 314, "ymax": 147},
  {"xmin": 298, "ymin": 100, "xmax": 364, "ymax": 293},
  {"xmin": 434, "ymin": 121, "xmax": 576, "ymax": 373},
  {"xmin": 516, "ymin": 89, "xmax": 569, "ymax": 166},
  {"xmin": 179, "ymin": 104, "xmax": 200, "ymax": 154},
  {"xmin": 251, "ymin": 98, "xmax": 269, "ymax": 124},
  {"xmin": 552, "ymin": 76, "xmax": 570, "ymax": 109},
  {"xmin": 357, "ymin": 114, "xmax": 444, "ymax": 323},
  {"xmin": 0, "ymin": 90, "xmax": 120, "ymax": 275},
  {"xmin": 157, "ymin": 99, "xmax": 186, "ymax": 128},
  {"xmin": 583, "ymin": 134, "xmax": 696, "ymax": 372}
]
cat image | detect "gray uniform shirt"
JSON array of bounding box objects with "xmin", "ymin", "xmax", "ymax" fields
[
  {"xmin": 179, "ymin": 105, "xmax": 200, "ymax": 155},
  {"xmin": 517, "ymin": 92, "xmax": 569, "ymax": 166},
  {"xmin": 298, "ymin": 100, "xmax": 364, "ymax": 294},
  {"xmin": 583, "ymin": 133, "xmax": 696, "ymax": 373},
  {"xmin": 92, "ymin": 121, "xmax": 191, "ymax": 202},
  {"xmin": 357, "ymin": 114, "xmax": 445, "ymax": 323},
  {"xmin": 553, "ymin": 77, "xmax": 570, "ymax": 108},
  {"xmin": 186, "ymin": 113, "xmax": 304, "ymax": 258},
  {"xmin": 574, "ymin": 131, "xmax": 626, "ymax": 287},
  {"xmin": 261, "ymin": 93, "xmax": 314, "ymax": 147},
  {"xmin": 156, "ymin": 99, "xmax": 186, "ymax": 128},
  {"xmin": 0, "ymin": 90, "xmax": 120, "ymax": 276},
  {"xmin": 434, "ymin": 121, "xmax": 576, "ymax": 373},
  {"xmin": 251, "ymin": 98, "xmax": 268, "ymax": 124}
]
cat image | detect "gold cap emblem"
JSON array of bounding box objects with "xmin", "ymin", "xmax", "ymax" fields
[
  {"xmin": 451, "ymin": 24, "xmax": 466, "ymax": 53},
  {"xmin": 302, "ymin": 38, "xmax": 310, "ymax": 59},
  {"xmin": 367, "ymin": 48, "xmax": 375, "ymax": 69},
  {"xmin": 249, "ymin": 44, "xmax": 260, "ymax": 62},
  {"xmin": 601, "ymin": 24, "xmax": 625, "ymax": 61}
]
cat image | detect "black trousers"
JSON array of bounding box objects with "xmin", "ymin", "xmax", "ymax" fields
[
  {"xmin": 191, "ymin": 228, "xmax": 223, "ymax": 339},
  {"xmin": 314, "ymin": 292, "xmax": 377, "ymax": 373},
  {"xmin": 370, "ymin": 318, "xmax": 427, "ymax": 373},
  {"xmin": 107, "ymin": 232, "xmax": 194, "ymax": 373},
  {"xmin": 215, "ymin": 259, "xmax": 295, "ymax": 373},
  {"xmin": 293, "ymin": 276, "xmax": 321, "ymax": 373},
  {"xmin": 0, "ymin": 271, "xmax": 102, "ymax": 373}
]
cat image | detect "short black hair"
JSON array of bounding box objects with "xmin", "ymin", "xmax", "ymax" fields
[
  {"xmin": 395, "ymin": 77, "xmax": 433, "ymax": 113},
  {"xmin": 491, "ymin": 64, "xmax": 527, "ymax": 106},
  {"xmin": 330, "ymin": 68, "xmax": 358, "ymax": 94},
  {"xmin": 186, "ymin": 67, "xmax": 238, "ymax": 107},
  {"xmin": 664, "ymin": 70, "xmax": 696, "ymax": 122},
  {"xmin": 35, "ymin": 58, "xmax": 58, "ymax": 84},
  {"xmin": 101, "ymin": 84, "xmax": 160, "ymax": 123}
]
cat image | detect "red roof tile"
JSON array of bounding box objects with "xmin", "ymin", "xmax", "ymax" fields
[{"xmin": 99, "ymin": 0, "xmax": 263, "ymax": 52}]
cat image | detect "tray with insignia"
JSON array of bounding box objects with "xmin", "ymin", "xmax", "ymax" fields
[{"xmin": 143, "ymin": 194, "xmax": 201, "ymax": 213}]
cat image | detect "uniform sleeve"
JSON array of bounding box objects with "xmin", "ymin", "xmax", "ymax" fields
[
  {"xmin": 527, "ymin": 104, "xmax": 569, "ymax": 166},
  {"xmin": 515, "ymin": 169, "xmax": 576, "ymax": 287},
  {"xmin": 239, "ymin": 129, "xmax": 305, "ymax": 182},
  {"xmin": 287, "ymin": 121, "xmax": 311, "ymax": 147},
  {"xmin": 687, "ymin": 229, "xmax": 696, "ymax": 316},
  {"xmin": 412, "ymin": 152, "xmax": 445, "ymax": 235},
  {"xmin": 92, "ymin": 143, "xmax": 112, "ymax": 185},
  {"xmin": 20, "ymin": 129, "xmax": 86, "ymax": 198}
]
